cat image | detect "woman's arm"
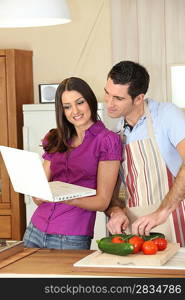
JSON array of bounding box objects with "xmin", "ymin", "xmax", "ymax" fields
[
  {"xmin": 32, "ymin": 159, "xmax": 51, "ymax": 205},
  {"xmin": 43, "ymin": 159, "xmax": 51, "ymax": 180},
  {"xmin": 63, "ymin": 160, "xmax": 120, "ymax": 211}
]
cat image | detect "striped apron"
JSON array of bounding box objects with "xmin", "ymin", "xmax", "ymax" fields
[{"xmin": 120, "ymin": 102, "xmax": 185, "ymax": 246}]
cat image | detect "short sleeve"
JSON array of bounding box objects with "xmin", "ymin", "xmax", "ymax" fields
[
  {"xmin": 42, "ymin": 151, "xmax": 53, "ymax": 161},
  {"xmin": 41, "ymin": 132, "xmax": 54, "ymax": 161},
  {"xmin": 99, "ymin": 132, "xmax": 123, "ymax": 161},
  {"xmin": 158, "ymin": 103, "xmax": 185, "ymax": 147}
]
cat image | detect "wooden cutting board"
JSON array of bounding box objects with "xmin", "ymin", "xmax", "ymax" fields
[{"xmin": 74, "ymin": 243, "xmax": 180, "ymax": 267}]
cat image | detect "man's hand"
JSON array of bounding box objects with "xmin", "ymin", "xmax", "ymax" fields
[
  {"xmin": 106, "ymin": 209, "xmax": 129, "ymax": 234},
  {"xmin": 131, "ymin": 208, "xmax": 169, "ymax": 236}
]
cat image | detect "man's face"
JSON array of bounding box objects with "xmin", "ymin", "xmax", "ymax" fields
[{"xmin": 104, "ymin": 78, "xmax": 134, "ymax": 119}]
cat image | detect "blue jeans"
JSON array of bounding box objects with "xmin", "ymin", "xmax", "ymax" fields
[{"xmin": 23, "ymin": 222, "xmax": 92, "ymax": 250}]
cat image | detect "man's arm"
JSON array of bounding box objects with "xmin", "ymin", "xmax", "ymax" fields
[
  {"xmin": 132, "ymin": 138, "xmax": 185, "ymax": 235},
  {"xmin": 158, "ymin": 163, "xmax": 185, "ymax": 214},
  {"xmin": 106, "ymin": 206, "xmax": 129, "ymax": 234}
]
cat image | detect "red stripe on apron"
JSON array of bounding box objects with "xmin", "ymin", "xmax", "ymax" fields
[
  {"xmin": 173, "ymin": 203, "xmax": 185, "ymax": 246},
  {"xmin": 125, "ymin": 145, "xmax": 138, "ymax": 207},
  {"xmin": 167, "ymin": 167, "xmax": 185, "ymax": 246},
  {"xmin": 138, "ymin": 141, "xmax": 150, "ymax": 205},
  {"xmin": 166, "ymin": 167, "xmax": 173, "ymax": 188}
]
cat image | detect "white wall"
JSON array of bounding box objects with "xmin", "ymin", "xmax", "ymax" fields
[{"xmin": 0, "ymin": 0, "xmax": 112, "ymax": 103}]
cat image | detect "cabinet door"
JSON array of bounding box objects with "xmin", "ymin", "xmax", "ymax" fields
[
  {"xmin": 0, "ymin": 56, "xmax": 11, "ymax": 238},
  {"xmin": 0, "ymin": 56, "xmax": 10, "ymax": 205},
  {"xmin": 0, "ymin": 50, "xmax": 33, "ymax": 240}
]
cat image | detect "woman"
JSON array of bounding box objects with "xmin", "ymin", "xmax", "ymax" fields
[{"xmin": 23, "ymin": 77, "xmax": 122, "ymax": 250}]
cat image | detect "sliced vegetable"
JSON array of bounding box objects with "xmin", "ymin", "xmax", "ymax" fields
[
  {"xmin": 152, "ymin": 238, "xmax": 167, "ymax": 251},
  {"xmin": 128, "ymin": 236, "xmax": 144, "ymax": 253},
  {"xmin": 142, "ymin": 240, "xmax": 158, "ymax": 255}
]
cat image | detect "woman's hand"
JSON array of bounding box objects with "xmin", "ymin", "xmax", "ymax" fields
[{"xmin": 32, "ymin": 197, "xmax": 45, "ymax": 206}]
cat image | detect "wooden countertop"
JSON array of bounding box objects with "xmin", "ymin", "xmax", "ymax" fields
[{"xmin": 0, "ymin": 248, "xmax": 185, "ymax": 278}]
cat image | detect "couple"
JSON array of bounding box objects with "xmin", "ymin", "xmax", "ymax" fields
[{"xmin": 23, "ymin": 60, "xmax": 185, "ymax": 250}]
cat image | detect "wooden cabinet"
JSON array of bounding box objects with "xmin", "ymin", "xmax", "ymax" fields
[{"xmin": 0, "ymin": 49, "xmax": 33, "ymax": 240}]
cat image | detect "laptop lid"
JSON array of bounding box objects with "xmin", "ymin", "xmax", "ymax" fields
[{"xmin": 0, "ymin": 146, "xmax": 96, "ymax": 202}]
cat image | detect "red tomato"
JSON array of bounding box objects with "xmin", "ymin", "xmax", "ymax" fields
[
  {"xmin": 128, "ymin": 236, "xmax": 144, "ymax": 253},
  {"xmin": 142, "ymin": 240, "xmax": 158, "ymax": 255},
  {"xmin": 152, "ymin": 238, "xmax": 167, "ymax": 251},
  {"xmin": 111, "ymin": 236, "xmax": 125, "ymax": 243}
]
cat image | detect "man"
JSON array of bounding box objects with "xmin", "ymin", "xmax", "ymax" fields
[{"xmin": 104, "ymin": 61, "xmax": 185, "ymax": 246}]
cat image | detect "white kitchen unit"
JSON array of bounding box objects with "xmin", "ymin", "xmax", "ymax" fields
[{"xmin": 23, "ymin": 103, "xmax": 118, "ymax": 250}]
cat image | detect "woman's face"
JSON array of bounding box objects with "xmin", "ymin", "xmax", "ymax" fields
[{"xmin": 61, "ymin": 90, "xmax": 93, "ymax": 130}]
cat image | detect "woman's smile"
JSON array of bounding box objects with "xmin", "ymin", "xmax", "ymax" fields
[{"xmin": 73, "ymin": 114, "xmax": 84, "ymax": 121}]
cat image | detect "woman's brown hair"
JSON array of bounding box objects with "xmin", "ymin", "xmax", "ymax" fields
[{"xmin": 43, "ymin": 77, "xmax": 99, "ymax": 153}]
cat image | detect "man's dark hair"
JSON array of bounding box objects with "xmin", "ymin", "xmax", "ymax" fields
[{"xmin": 107, "ymin": 61, "xmax": 150, "ymax": 99}]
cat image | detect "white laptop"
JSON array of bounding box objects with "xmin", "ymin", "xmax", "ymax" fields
[{"xmin": 0, "ymin": 146, "xmax": 96, "ymax": 202}]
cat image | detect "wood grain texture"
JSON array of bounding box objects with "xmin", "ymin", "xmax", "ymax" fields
[
  {"xmin": 0, "ymin": 248, "xmax": 184, "ymax": 278},
  {"xmin": 0, "ymin": 216, "xmax": 11, "ymax": 238},
  {"xmin": 0, "ymin": 56, "xmax": 10, "ymax": 204},
  {"xmin": 0, "ymin": 247, "xmax": 38, "ymax": 269},
  {"xmin": 0, "ymin": 241, "xmax": 24, "ymax": 261},
  {"xmin": 0, "ymin": 49, "xmax": 34, "ymax": 240}
]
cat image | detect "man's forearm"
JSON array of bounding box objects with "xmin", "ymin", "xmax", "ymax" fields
[
  {"xmin": 105, "ymin": 175, "xmax": 126, "ymax": 217},
  {"xmin": 105, "ymin": 205, "xmax": 125, "ymax": 217},
  {"xmin": 158, "ymin": 163, "xmax": 185, "ymax": 214}
]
